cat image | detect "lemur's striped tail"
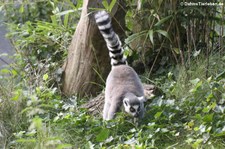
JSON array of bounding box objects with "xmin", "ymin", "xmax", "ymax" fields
[{"xmin": 95, "ymin": 11, "xmax": 126, "ymax": 66}]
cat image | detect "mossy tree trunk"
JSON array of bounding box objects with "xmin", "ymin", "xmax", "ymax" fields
[{"xmin": 62, "ymin": 0, "xmax": 126, "ymax": 97}]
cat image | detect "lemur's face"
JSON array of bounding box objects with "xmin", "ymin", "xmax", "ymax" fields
[{"xmin": 123, "ymin": 96, "xmax": 145, "ymax": 118}]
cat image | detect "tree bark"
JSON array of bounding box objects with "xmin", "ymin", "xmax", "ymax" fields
[{"xmin": 62, "ymin": 0, "xmax": 126, "ymax": 96}]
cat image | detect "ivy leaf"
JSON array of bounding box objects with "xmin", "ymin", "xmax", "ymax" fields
[
  {"xmin": 11, "ymin": 89, "xmax": 22, "ymax": 101},
  {"xmin": 105, "ymin": 136, "xmax": 114, "ymax": 143},
  {"xmin": 215, "ymin": 127, "xmax": 225, "ymax": 137},
  {"xmin": 124, "ymin": 137, "xmax": 137, "ymax": 144},
  {"xmin": 96, "ymin": 128, "xmax": 109, "ymax": 142},
  {"xmin": 43, "ymin": 74, "xmax": 49, "ymax": 81},
  {"xmin": 203, "ymin": 114, "xmax": 213, "ymax": 123},
  {"xmin": 192, "ymin": 139, "xmax": 203, "ymax": 148}
]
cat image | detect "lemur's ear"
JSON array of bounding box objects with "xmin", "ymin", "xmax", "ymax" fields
[
  {"xmin": 123, "ymin": 98, "xmax": 129, "ymax": 106},
  {"xmin": 138, "ymin": 96, "xmax": 146, "ymax": 102}
]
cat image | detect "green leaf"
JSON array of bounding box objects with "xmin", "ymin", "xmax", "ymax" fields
[
  {"xmin": 102, "ymin": 0, "xmax": 109, "ymax": 10},
  {"xmin": 192, "ymin": 139, "xmax": 203, "ymax": 148},
  {"xmin": 88, "ymin": 141, "xmax": 95, "ymax": 149},
  {"xmin": 109, "ymin": 0, "xmax": 117, "ymax": 12},
  {"xmin": 0, "ymin": 68, "xmax": 11, "ymax": 74},
  {"xmin": 19, "ymin": 5, "xmax": 24, "ymax": 13},
  {"xmin": 32, "ymin": 116, "xmax": 43, "ymax": 130},
  {"xmin": 96, "ymin": 128, "xmax": 110, "ymax": 142},
  {"xmin": 105, "ymin": 136, "xmax": 113, "ymax": 143},
  {"xmin": 154, "ymin": 111, "xmax": 162, "ymax": 119},
  {"xmin": 188, "ymin": 120, "xmax": 194, "ymax": 128},
  {"xmin": 210, "ymin": 102, "xmax": 217, "ymax": 110},
  {"xmin": 172, "ymin": 48, "xmax": 180, "ymax": 54},
  {"xmin": 194, "ymin": 126, "xmax": 199, "ymax": 131},
  {"xmin": 216, "ymin": 70, "xmax": 225, "ymax": 80},
  {"xmin": 193, "ymin": 50, "xmax": 201, "ymax": 57},
  {"xmin": 215, "ymin": 130, "xmax": 225, "ymax": 137},
  {"xmin": 16, "ymin": 138, "xmax": 36, "ymax": 143},
  {"xmin": 206, "ymin": 92, "xmax": 214, "ymax": 102},
  {"xmin": 203, "ymin": 114, "xmax": 213, "ymax": 123},
  {"xmin": 56, "ymin": 144, "xmax": 73, "ymax": 149},
  {"xmin": 190, "ymin": 78, "xmax": 200, "ymax": 85},
  {"xmin": 195, "ymin": 114, "xmax": 202, "ymax": 120},
  {"xmin": 43, "ymin": 73, "xmax": 49, "ymax": 81},
  {"xmin": 125, "ymin": 30, "xmax": 147, "ymax": 44},
  {"xmin": 0, "ymin": 53, "xmax": 8, "ymax": 57},
  {"xmin": 49, "ymin": 1, "xmax": 55, "ymax": 8},
  {"xmin": 64, "ymin": 13, "xmax": 69, "ymax": 28},
  {"xmin": 148, "ymin": 29, "xmax": 154, "ymax": 45},
  {"xmin": 51, "ymin": 15, "xmax": 57, "ymax": 25},
  {"xmin": 190, "ymin": 80, "xmax": 203, "ymax": 93},
  {"xmin": 0, "ymin": 5, "xmax": 4, "ymax": 12},
  {"xmin": 55, "ymin": 10, "xmax": 75, "ymax": 16},
  {"xmin": 11, "ymin": 89, "xmax": 22, "ymax": 101},
  {"xmin": 126, "ymin": 10, "xmax": 133, "ymax": 30},
  {"xmin": 202, "ymin": 107, "xmax": 210, "ymax": 113},
  {"xmin": 156, "ymin": 29, "xmax": 170, "ymax": 40},
  {"xmin": 11, "ymin": 69, "xmax": 18, "ymax": 76},
  {"xmin": 154, "ymin": 15, "xmax": 172, "ymax": 27}
]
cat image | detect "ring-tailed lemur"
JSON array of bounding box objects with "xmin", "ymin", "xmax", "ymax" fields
[{"xmin": 95, "ymin": 11, "xmax": 146, "ymax": 120}]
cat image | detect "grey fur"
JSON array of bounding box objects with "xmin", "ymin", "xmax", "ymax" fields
[
  {"xmin": 95, "ymin": 11, "xmax": 126, "ymax": 66},
  {"xmin": 95, "ymin": 11, "xmax": 145, "ymax": 120},
  {"xmin": 104, "ymin": 65, "xmax": 145, "ymax": 120}
]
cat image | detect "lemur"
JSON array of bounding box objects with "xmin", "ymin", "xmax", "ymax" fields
[{"xmin": 95, "ymin": 11, "xmax": 146, "ymax": 120}]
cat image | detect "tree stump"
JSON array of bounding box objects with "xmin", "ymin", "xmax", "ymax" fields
[{"xmin": 62, "ymin": 0, "xmax": 127, "ymax": 97}]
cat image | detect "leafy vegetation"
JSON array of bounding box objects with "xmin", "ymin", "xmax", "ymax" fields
[{"xmin": 0, "ymin": 0, "xmax": 225, "ymax": 148}]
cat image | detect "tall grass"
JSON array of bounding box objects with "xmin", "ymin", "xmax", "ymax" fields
[{"xmin": 0, "ymin": 69, "xmax": 26, "ymax": 148}]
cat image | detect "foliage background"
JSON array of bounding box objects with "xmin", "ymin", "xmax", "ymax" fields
[{"xmin": 0, "ymin": 0, "xmax": 225, "ymax": 148}]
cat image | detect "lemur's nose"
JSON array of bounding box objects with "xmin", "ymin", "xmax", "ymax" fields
[{"xmin": 134, "ymin": 113, "xmax": 139, "ymax": 117}]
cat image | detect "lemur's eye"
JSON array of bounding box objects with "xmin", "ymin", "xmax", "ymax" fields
[{"xmin": 130, "ymin": 107, "xmax": 135, "ymax": 113}]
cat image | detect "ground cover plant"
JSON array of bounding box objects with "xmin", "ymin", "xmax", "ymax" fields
[{"xmin": 0, "ymin": 0, "xmax": 225, "ymax": 148}]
